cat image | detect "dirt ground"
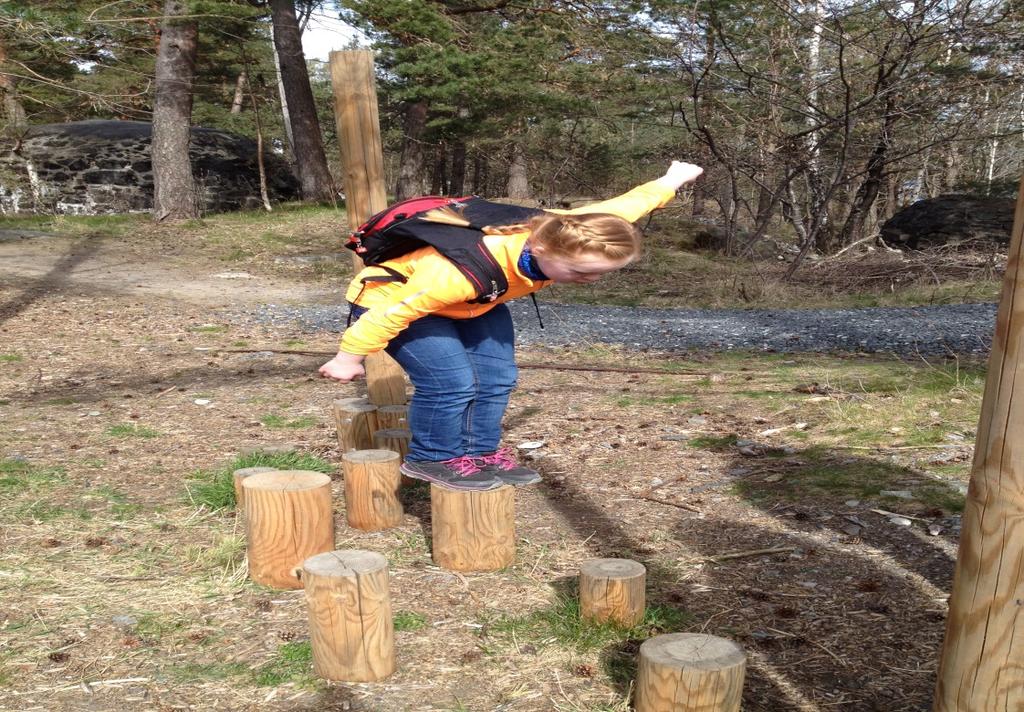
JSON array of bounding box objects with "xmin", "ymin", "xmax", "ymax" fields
[{"xmin": 0, "ymin": 231, "xmax": 971, "ymax": 711}]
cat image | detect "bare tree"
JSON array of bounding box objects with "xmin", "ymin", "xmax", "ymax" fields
[
  {"xmin": 152, "ymin": 0, "xmax": 199, "ymax": 222},
  {"xmin": 268, "ymin": 0, "xmax": 335, "ymax": 203}
]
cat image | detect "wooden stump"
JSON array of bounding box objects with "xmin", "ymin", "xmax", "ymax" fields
[
  {"xmin": 373, "ymin": 428, "xmax": 411, "ymax": 459},
  {"xmin": 232, "ymin": 466, "xmax": 278, "ymax": 513},
  {"xmin": 431, "ymin": 484, "xmax": 514, "ymax": 572},
  {"xmin": 635, "ymin": 633, "xmax": 746, "ymax": 712},
  {"xmin": 342, "ymin": 449, "xmax": 403, "ymax": 531},
  {"xmin": 365, "ymin": 351, "xmax": 407, "ymax": 406},
  {"xmin": 243, "ymin": 471, "xmax": 335, "ymax": 589},
  {"xmin": 302, "ymin": 549, "xmax": 395, "ymax": 682},
  {"xmin": 333, "ymin": 400, "xmax": 378, "ymax": 453},
  {"xmin": 375, "ymin": 404, "xmax": 409, "ymax": 430},
  {"xmin": 579, "ymin": 558, "xmax": 646, "ymax": 627}
]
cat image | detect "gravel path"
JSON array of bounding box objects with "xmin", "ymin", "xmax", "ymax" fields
[{"xmin": 235, "ymin": 300, "xmax": 998, "ymax": 358}]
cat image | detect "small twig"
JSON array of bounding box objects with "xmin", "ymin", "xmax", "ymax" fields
[
  {"xmin": 869, "ymin": 508, "xmax": 931, "ymax": 522},
  {"xmin": 833, "ymin": 444, "xmax": 966, "ymax": 451},
  {"xmin": 640, "ymin": 494, "xmax": 703, "ymax": 513},
  {"xmin": 705, "ymin": 546, "xmax": 795, "ymax": 562},
  {"xmin": 154, "ymin": 385, "xmax": 177, "ymax": 398}
]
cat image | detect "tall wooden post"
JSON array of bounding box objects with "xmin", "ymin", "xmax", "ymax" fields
[
  {"xmin": 935, "ymin": 178, "xmax": 1024, "ymax": 709},
  {"xmin": 329, "ymin": 49, "xmax": 407, "ymax": 407}
]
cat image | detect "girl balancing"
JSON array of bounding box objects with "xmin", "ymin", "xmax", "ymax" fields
[{"xmin": 320, "ymin": 160, "xmax": 704, "ymax": 491}]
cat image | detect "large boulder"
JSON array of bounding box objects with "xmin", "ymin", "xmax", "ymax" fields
[
  {"xmin": 880, "ymin": 194, "xmax": 1015, "ymax": 250},
  {"xmin": 0, "ymin": 120, "xmax": 300, "ymax": 215}
]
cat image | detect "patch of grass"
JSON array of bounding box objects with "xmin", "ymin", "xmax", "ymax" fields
[
  {"xmin": 189, "ymin": 324, "xmax": 227, "ymax": 334},
  {"xmin": 14, "ymin": 501, "xmax": 67, "ymax": 522},
  {"xmin": 252, "ymin": 641, "xmax": 316, "ymax": 687},
  {"xmin": 185, "ymin": 450, "xmax": 334, "ymax": 510},
  {"xmin": 614, "ymin": 393, "xmax": 694, "ymax": 407},
  {"xmin": 0, "ymin": 353, "xmax": 22, "ymax": 363},
  {"xmin": 393, "ymin": 610, "xmax": 427, "ymax": 632},
  {"xmin": 44, "ymin": 397, "xmax": 79, "ymax": 406},
  {"xmin": 106, "ymin": 423, "xmax": 160, "ymax": 438},
  {"xmin": 488, "ymin": 593, "xmax": 691, "ymax": 653},
  {"xmin": 135, "ymin": 613, "xmax": 188, "ymax": 641},
  {"xmin": 166, "ymin": 661, "xmax": 250, "ymax": 682},
  {"xmin": 284, "ymin": 339, "xmax": 307, "ymax": 347},
  {"xmin": 0, "ymin": 459, "xmax": 66, "ymax": 494},
  {"xmin": 259, "ymin": 414, "xmax": 318, "ymax": 429}
]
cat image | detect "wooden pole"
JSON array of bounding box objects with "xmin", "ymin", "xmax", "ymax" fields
[
  {"xmin": 430, "ymin": 485, "xmax": 514, "ymax": 572},
  {"xmin": 579, "ymin": 558, "xmax": 646, "ymax": 627},
  {"xmin": 934, "ymin": 177, "xmax": 1024, "ymax": 709},
  {"xmin": 342, "ymin": 449, "xmax": 403, "ymax": 531},
  {"xmin": 302, "ymin": 549, "xmax": 395, "ymax": 682},
  {"xmin": 328, "ymin": 49, "xmax": 406, "ymax": 407},
  {"xmin": 635, "ymin": 633, "xmax": 746, "ymax": 712},
  {"xmin": 232, "ymin": 466, "xmax": 277, "ymax": 513},
  {"xmin": 333, "ymin": 400, "xmax": 378, "ymax": 452},
  {"xmin": 372, "ymin": 428, "xmax": 412, "ymax": 460},
  {"xmin": 375, "ymin": 404, "xmax": 409, "ymax": 430},
  {"xmin": 243, "ymin": 470, "xmax": 335, "ymax": 589}
]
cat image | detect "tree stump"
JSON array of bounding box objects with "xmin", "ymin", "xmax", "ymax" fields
[
  {"xmin": 431, "ymin": 484, "xmax": 514, "ymax": 571},
  {"xmin": 635, "ymin": 633, "xmax": 746, "ymax": 712},
  {"xmin": 373, "ymin": 428, "xmax": 411, "ymax": 459},
  {"xmin": 375, "ymin": 404, "xmax": 409, "ymax": 430},
  {"xmin": 333, "ymin": 400, "xmax": 378, "ymax": 452},
  {"xmin": 365, "ymin": 351, "xmax": 407, "ymax": 406},
  {"xmin": 243, "ymin": 471, "xmax": 335, "ymax": 589},
  {"xmin": 302, "ymin": 549, "xmax": 395, "ymax": 682},
  {"xmin": 342, "ymin": 449, "xmax": 403, "ymax": 531},
  {"xmin": 232, "ymin": 466, "xmax": 278, "ymax": 513},
  {"xmin": 579, "ymin": 558, "xmax": 646, "ymax": 627}
]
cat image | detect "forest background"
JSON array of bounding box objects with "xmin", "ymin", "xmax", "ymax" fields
[{"xmin": 1, "ymin": 0, "xmax": 1022, "ymax": 273}]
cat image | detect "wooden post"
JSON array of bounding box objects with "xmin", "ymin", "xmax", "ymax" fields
[
  {"xmin": 333, "ymin": 400, "xmax": 377, "ymax": 452},
  {"xmin": 431, "ymin": 485, "xmax": 514, "ymax": 572},
  {"xmin": 243, "ymin": 471, "xmax": 335, "ymax": 589},
  {"xmin": 342, "ymin": 449, "xmax": 403, "ymax": 531},
  {"xmin": 635, "ymin": 633, "xmax": 746, "ymax": 712},
  {"xmin": 934, "ymin": 177, "xmax": 1024, "ymax": 709},
  {"xmin": 302, "ymin": 549, "xmax": 395, "ymax": 682},
  {"xmin": 375, "ymin": 404, "xmax": 409, "ymax": 430},
  {"xmin": 329, "ymin": 49, "xmax": 407, "ymax": 408},
  {"xmin": 579, "ymin": 558, "xmax": 646, "ymax": 627},
  {"xmin": 373, "ymin": 428, "xmax": 412, "ymax": 460},
  {"xmin": 232, "ymin": 466, "xmax": 277, "ymax": 512}
]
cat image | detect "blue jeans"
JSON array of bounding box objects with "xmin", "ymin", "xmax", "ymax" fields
[{"xmin": 348, "ymin": 303, "xmax": 517, "ymax": 462}]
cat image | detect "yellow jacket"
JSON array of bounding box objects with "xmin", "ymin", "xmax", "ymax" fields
[{"xmin": 340, "ymin": 180, "xmax": 676, "ymax": 355}]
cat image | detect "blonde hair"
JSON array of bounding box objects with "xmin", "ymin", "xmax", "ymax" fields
[{"xmin": 421, "ymin": 207, "xmax": 641, "ymax": 261}]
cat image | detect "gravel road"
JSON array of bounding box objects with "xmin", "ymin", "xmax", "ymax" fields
[{"xmin": 237, "ymin": 300, "xmax": 997, "ymax": 358}]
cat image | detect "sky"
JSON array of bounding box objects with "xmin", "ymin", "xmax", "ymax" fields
[{"xmin": 301, "ymin": 11, "xmax": 368, "ymax": 62}]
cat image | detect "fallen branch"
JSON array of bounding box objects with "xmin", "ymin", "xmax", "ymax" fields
[
  {"xmin": 639, "ymin": 494, "xmax": 702, "ymax": 513},
  {"xmin": 705, "ymin": 546, "xmax": 795, "ymax": 563}
]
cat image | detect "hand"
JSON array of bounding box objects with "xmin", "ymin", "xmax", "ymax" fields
[
  {"xmin": 318, "ymin": 352, "xmax": 366, "ymax": 383},
  {"xmin": 658, "ymin": 161, "xmax": 704, "ymax": 191}
]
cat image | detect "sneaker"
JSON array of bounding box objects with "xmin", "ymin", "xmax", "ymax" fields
[
  {"xmin": 400, "ymin": 456, "xmax": 504, "ymax": 491},
  {"xmin": 473, "ymin": 448, "xmax": 542, "ymax": 486}
]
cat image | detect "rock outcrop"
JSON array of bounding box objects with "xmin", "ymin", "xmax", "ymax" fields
[
  {"xmin": 881, "ymin": 194, "xmax": 1014, "ymax": 250},
  {"xmin": 0, "ymin": 120, "xmax": 300, "ymax": 215}
]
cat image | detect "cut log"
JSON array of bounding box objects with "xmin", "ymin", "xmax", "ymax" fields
[
  {"xmin": 373, "ymin": 428, "xmax": 411, "ymax": 459},
  {"xmin": 365, "ymin": 352, "xmax": 407, "ymax": 406},
  {"xmin": 333, "ymin": 400, "xmax": 378, "ymax": 453},
  {"xmin": 431, "ymin": 484, "xmax": 514, "ymax": 571},
  {"xmin": 375, "ymin": 404, "xmax": 409, "ymax": 430},
  {"xmin": 342, "ymin": 449, "xmax": 403, "ymax": 531},
  {"xmin": 635, "ymin": 633, "xmax": 746, "ymax": 712},
  {"xmin": 579, "ymin": 558, "xmax": 646, "ymax": 627},
  {"xmin": 243, "ymin": 470, "xmax": 335, "ymax": 589},
  {"xmin": 302, "ymin": 549, "xmax": 395, "ymax": 682},
  {"xmin": 232, "ymin": 466, "xmax": 278, "ymax": 512}
]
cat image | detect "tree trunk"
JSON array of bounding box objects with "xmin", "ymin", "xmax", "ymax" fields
[
  {"xmin": 834, "ymin": 99, "xmax": 894, "ymax": 249},
  {"xmin": 430, "ymin": 142, "xmax": 448, "ymax": 195},
  {"xmin": 0, "ymin": 39, "xmax": 27, "ymax": 130},
  {"xmin": 230, "ymin": 71, "xmax": 247, "ymax": 114},
  {"xmin": 471, "ymin": 153, "xmax": 483, "ymax": 194},
  {"xmin": 450, "ymin": 140, "xmax": 467, "ymax": 196},
  {"xmin": 395, "ymin": 100, "xmax": 429, "ymax": 201},
  {"xmin": 269, "ymin": 0, "xmax": 335, "ymax": 203},
  {"xmin": 506, "ymin": 142, "xmax": 529, "ymax": 200},
  {"xmin": 152, "ymin": 0, "xmax": 199, "ymax": 222}
]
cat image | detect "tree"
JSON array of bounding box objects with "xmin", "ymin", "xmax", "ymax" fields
[
  {"xmin": 152, "ymin": 0, "xmax": 199, "ymax": 221},
  {"xmin": 268, "ymin": 0, "xmax": 336, "ymax": 202}
]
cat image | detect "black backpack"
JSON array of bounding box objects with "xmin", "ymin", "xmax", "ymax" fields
[{"xmin": 346, "ymin": 196, "xmax": 544, "ymax": 303}]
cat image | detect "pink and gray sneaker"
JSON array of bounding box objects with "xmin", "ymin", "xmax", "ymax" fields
[
  {"xmin": 400, "ymin": 455, "xmax": 503, "ymax": 491},
  {"xmin": 472, "ymin": 448, "xmax": 542, "ymax": 486}
]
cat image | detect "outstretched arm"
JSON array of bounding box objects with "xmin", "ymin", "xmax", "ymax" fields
[
  {"xmin": 654, "ymin": 161, "xmax": 704, "ymax": 192},
  {"xmin": 563, "ymin": 160, "xmax": 705, "ymax": 222}
]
